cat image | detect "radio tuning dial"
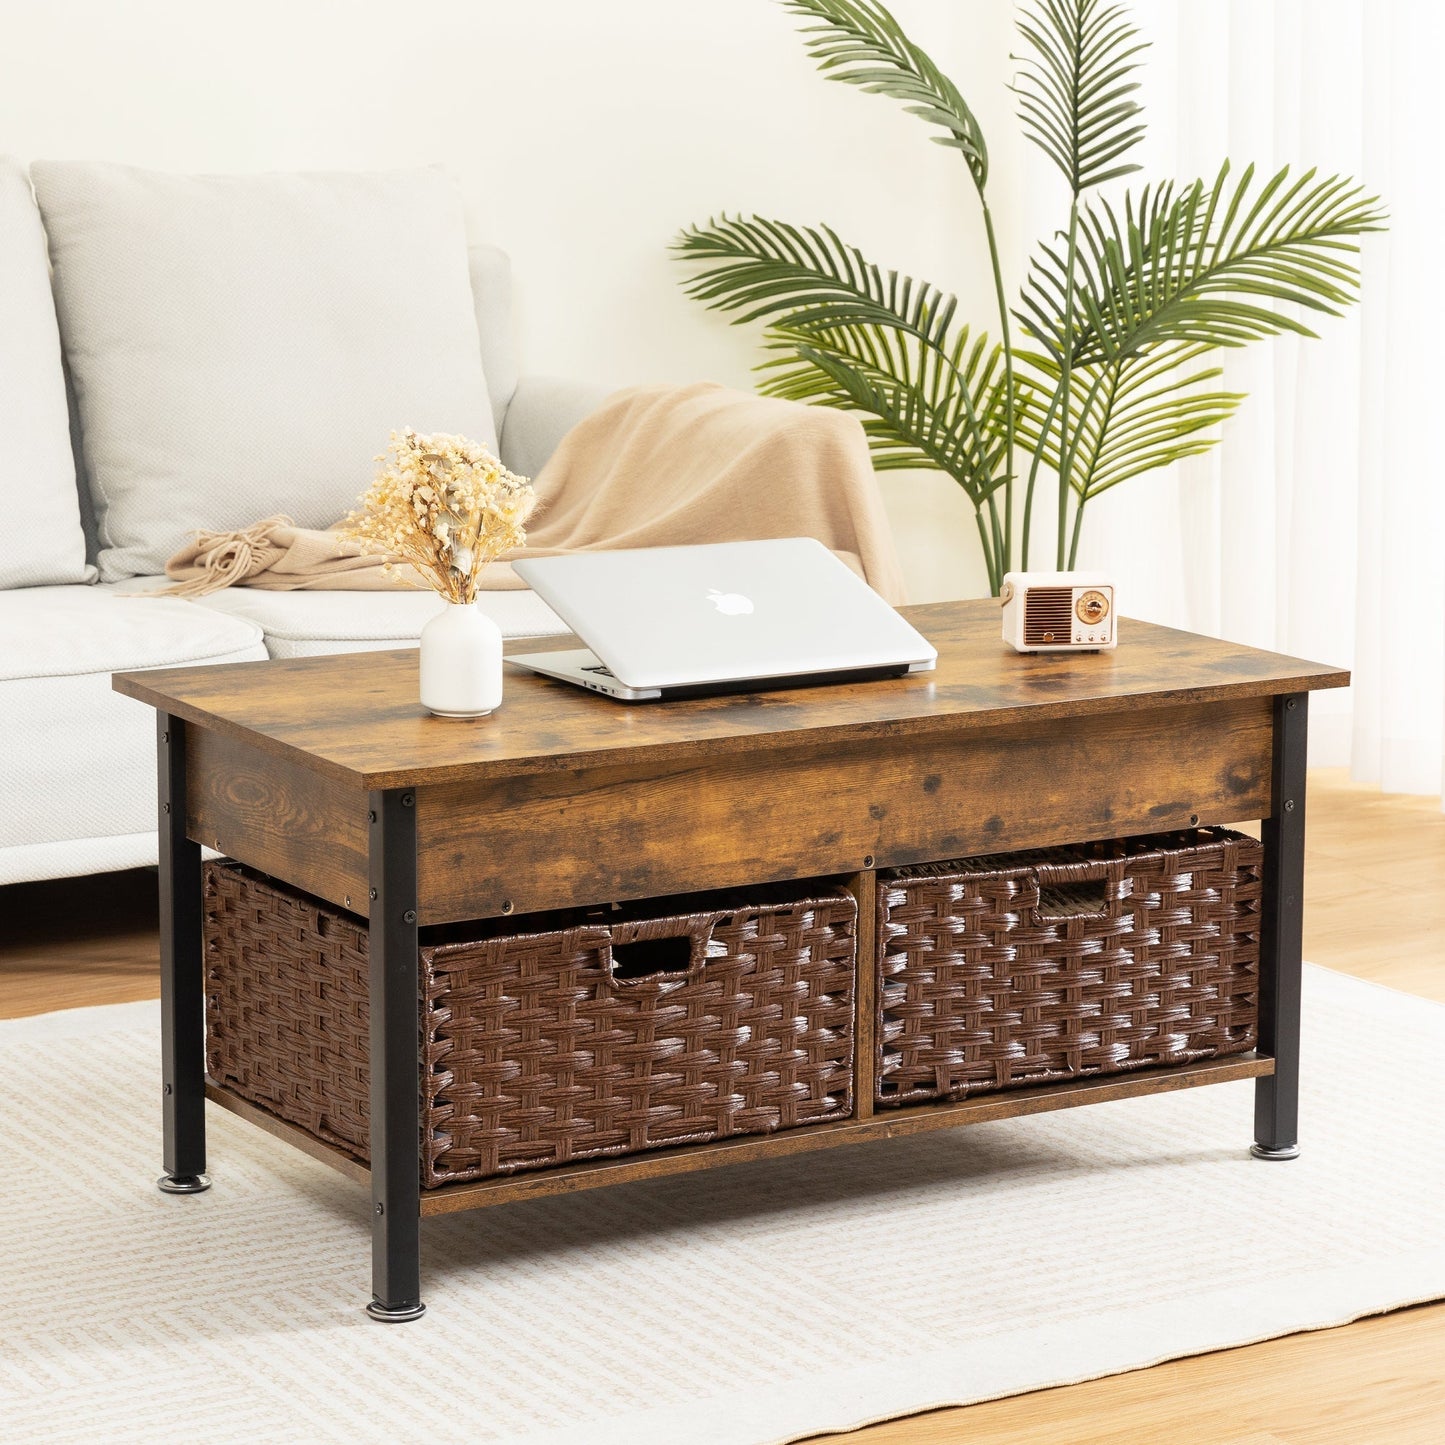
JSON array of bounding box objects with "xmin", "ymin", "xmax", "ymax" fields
[{"xmin": 1076, "ymin": 590, "xmax": 1109, "ymax": 626}]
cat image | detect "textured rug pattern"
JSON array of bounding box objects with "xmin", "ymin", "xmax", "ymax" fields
[{"xmin": 2, "ymin": 967, "xmax": 1443, "ymax": 1445}]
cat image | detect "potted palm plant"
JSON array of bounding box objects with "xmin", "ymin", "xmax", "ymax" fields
[{"xmin": 675, "ymin": 0, "xmax": 1385, "ymax": 595}]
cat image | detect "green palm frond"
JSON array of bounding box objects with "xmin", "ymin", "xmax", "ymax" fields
[
  {"xmin": 674, "ymin": 214, "xmax": 964, "ymax": 359},
  {"xmin": 1013, "ymin": 0, "xmax": 1147, "ymax": 194},
  {"xmin": 781, "ymin": 0, "xmax": 988, "ymax": 187},
  {"xmin": 674, "ymin": 214, "xmax": 1012, "ymax": 500},
  {"xmin": 1018, "ymin": 344, "xmax": 1242, "ymax": 501},
  {"xmin": 1020, "ymin": 161, "xmax": 1387, "ymax": 365},
  {"xmin": 760, "ymin": 322, "xmax": 1013, "ymax": 501}
]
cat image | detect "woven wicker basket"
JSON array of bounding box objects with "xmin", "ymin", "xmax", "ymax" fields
[
  {"xmin": 203, "ymin": 864, "xmax": 857, "ymax": 1186},
  {"xmin": 875, "ymin": 828, "xmax": 1263, "ymax": 1107}
]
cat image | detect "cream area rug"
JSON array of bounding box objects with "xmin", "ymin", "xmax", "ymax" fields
[{"xmin": 3, "ymin": 966, "xmax": 1444, "ymax": 1445}]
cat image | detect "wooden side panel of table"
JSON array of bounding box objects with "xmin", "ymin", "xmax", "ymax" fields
[
  {"xmin": 187, "ymin": 729, "xmax": 370, "ymax": 911},
  {"xmin": 412, "ymin": 696, "xmax": 1272, "ymax": 924},
  {"xmin": 185, "ymin": 695, "xmax": 1274, "ymax": 927}
]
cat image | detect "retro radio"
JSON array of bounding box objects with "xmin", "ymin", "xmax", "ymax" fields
[{"xmin": 1000, "ymin": 571, "xmax": 1117, "ymax": 653}]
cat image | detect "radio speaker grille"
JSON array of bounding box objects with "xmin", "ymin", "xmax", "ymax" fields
[{"xmin": 1024, "ymin": 586, "xmax": 1073, "ymax": 646}]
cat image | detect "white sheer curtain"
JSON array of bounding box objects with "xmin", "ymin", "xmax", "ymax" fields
[{"xmin": 1021, "ymin": 1, "xmax": 1444, "ymax": 800}]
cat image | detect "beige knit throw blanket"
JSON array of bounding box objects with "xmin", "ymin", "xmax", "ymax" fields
[{"xmin": 163, "ymin": 382, "xmax": 906, "ymax": 603}]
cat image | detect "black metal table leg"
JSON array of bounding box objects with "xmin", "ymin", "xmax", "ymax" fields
[
  {"xmin": 1253, "ymin": 691, "xmax": 1308, "ymax": 1161},
  {"xmin": 366, "ymin": 788, "xmax": 425, "ymax": 1322},
  {"xmin": 156, "ymin": 713, "xmax": 210, "ymax": 1194}
]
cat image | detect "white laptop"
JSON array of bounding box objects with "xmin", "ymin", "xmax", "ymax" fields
[{"xmin": 508, "ymin": 538, "xmax": 937, "ymax": 701}]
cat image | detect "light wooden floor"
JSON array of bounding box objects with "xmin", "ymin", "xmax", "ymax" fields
[{"xmin": 2, "ymin": 769, "xmax": 1442, "ymax": 1442}]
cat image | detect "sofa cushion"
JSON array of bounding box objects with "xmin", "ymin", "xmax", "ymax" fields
[
  {"xmin": 0, "ymin": 158, "xmax": 92, "ymax": 588},
  {"xmin": 33, "ymin": 161, "xmax": 496, "ymax": 583},
  {"xmin": 0, "ymin": 583, "xmax": 264, "ymax": 682},
  {"xmin": 187, "ymin": 586, "xmax": 566, "ymax": 659},
  {"xmin": 0, "ymin": 586, "xmax": 266, "ymax": 862},
  {"xmin": 468, "ymin": 244, "xmax": 518, "ymax": 441}
]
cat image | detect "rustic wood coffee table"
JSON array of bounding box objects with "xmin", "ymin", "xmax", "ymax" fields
[{"xmin": 114, "ymin": 598, "xmax": 1348, "ymax": 1321}]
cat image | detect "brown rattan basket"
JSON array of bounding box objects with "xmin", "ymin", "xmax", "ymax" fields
[
  {"xmin": 203, "ymin": 864, "xmax": 857, "ymax": 1186},
  {"xmin": 875, "ymin": 827, "xmax": 1263, "ymax": 1106}
]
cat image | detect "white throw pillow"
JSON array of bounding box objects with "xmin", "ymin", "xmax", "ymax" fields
[
  {"xmin": 32, "ymin": 162, "xmax": 496, "ymax": 582},
  {"xmin": 0, "ymin": 157, "xmax": 93, "ymax": 588}
]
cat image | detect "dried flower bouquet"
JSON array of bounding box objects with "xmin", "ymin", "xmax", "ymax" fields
[{"xmin": 343, "ymin": 429, "xmax": 535, "ymax": 603}]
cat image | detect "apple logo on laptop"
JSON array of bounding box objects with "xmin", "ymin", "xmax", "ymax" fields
[{"xmin": 707, "ymin": 588, "xmax": 754, "ymax": 616}]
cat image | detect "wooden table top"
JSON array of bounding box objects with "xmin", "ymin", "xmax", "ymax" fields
[{"xmin": 112, "ymin": 599, "xmax": 1350, "ymax": 790}]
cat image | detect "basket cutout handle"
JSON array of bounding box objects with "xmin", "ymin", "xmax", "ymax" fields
[
  {"xmin": 1027, "ymin": 857, "xmax": 1132, "ymax": 925},
  {"xmin": 601, "ymin": 912, "xmax": 719, "ymax": 985}
]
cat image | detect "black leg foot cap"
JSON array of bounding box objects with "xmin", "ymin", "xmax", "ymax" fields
[
  {"xmin": 157, "ymin": 1173, "xmax": 212, "ymax": 1194},
  {"xmin": 1250, "ymin": 1143, "xmax": 1300, "ymax": 1161},
  {"xmin": 366, "ymin": 1299, "xmax": 426, "ymax": 1323}
]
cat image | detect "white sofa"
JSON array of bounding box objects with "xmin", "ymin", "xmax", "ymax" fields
[{"xmin": 0, "ymin": 160, "xmax": 611, "ymax": 887}]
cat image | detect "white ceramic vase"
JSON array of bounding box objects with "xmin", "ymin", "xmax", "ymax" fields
[{"xmin": 419, "ymin": 600, "xmax": 503, "ymax": 718}]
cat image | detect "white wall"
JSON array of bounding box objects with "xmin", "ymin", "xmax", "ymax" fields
[{"xmin": 0, "ymin": 0, "xmax": 1034, "ymax": 602}]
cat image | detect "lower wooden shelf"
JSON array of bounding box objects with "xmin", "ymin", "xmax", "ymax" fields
[{"xmin": 206, "ymin": 1050, "xmax": 1274, "ymax": 1219}]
